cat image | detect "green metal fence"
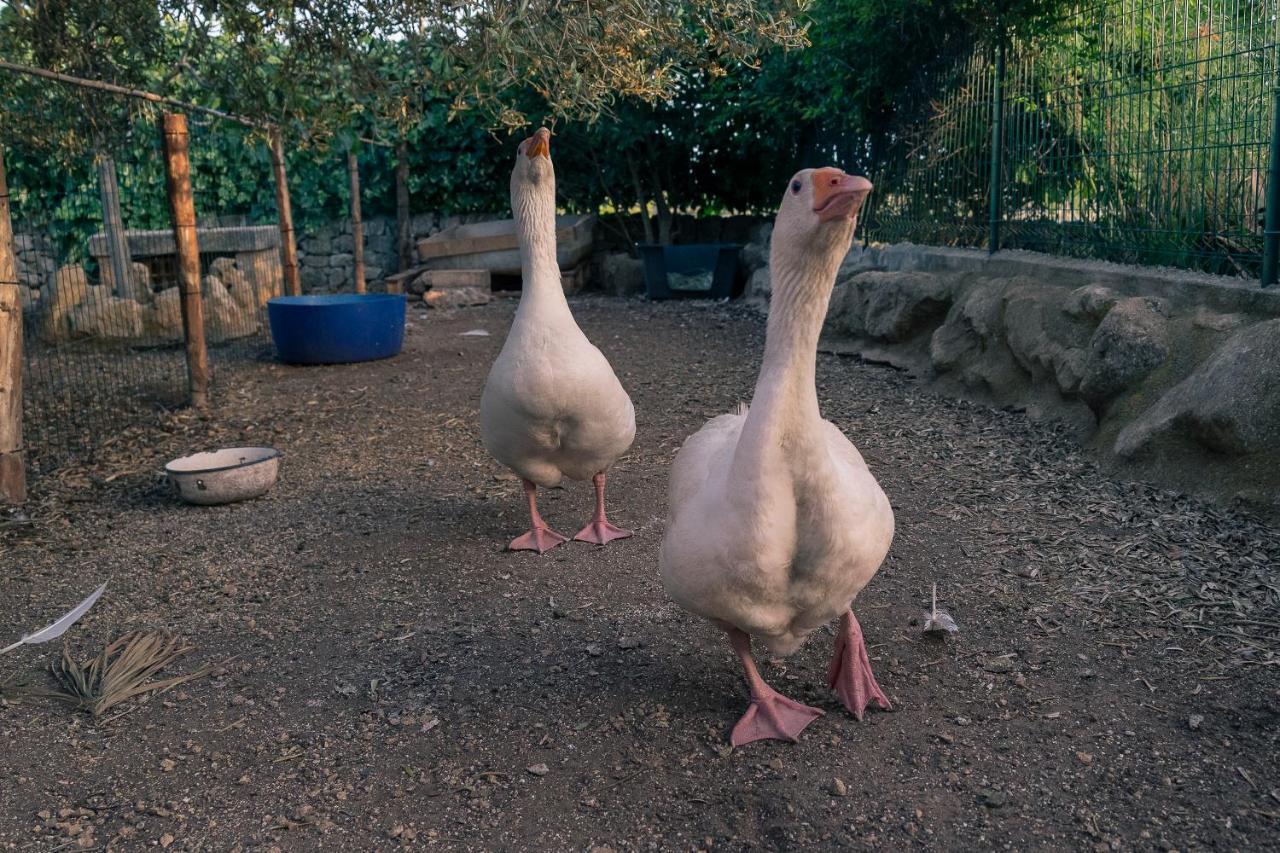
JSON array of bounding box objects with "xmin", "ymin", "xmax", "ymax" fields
[{"xmin": 864, "ymin": 0, "xmax": 1280, "ymax": 285}]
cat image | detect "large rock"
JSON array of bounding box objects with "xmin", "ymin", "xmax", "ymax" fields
[
  {"xmin": 741, "ymin": 233, "xmax": 770, "ymax": 274},
  {"xmin": 1116, "ymin": 319, "xmax": 1280, "ymax": 457},
  {"xmin": 1002, "ymin": 283, "xmax": 1091, "ymax": 394},
  {"xmin": 209, "ymin": 256, "xmax": 237, "ymax": 278},
  {"xmin": 865, "ymin": 272, "xmax": 952, "ymax": 341},
  {"xmin": 203, "ymin": 275, "xmax": 259, "ymax": 341},
  {"xmin": 213, "ymin": 262, "xmax": 258, "ymax": 313},
  {"xmin": 597, "ymin": 252, "xmax": 645, "ymax": 296},
  {"xmin": 146, "ymin": 287, "xmax": 184, "ymax": 341},
  {"xmin": 116, "ymin": 261, "xmax": 154, "ymax": 304},
  {"xmin": 929, "ymin": 282, "xmax": 1006, "ymax": 371},
  {"xmin": 38, "ymin": 264, "xmax": 91, "ymax": 341},
  {"xmin": 69, "ymin": 292, "xmax": 145, "ymax": 339},
  {"xmin": 744, "ymin": 266, "xmax": 771, "ymax": 310},
  {"xmin": 928, "ymin": 280, "xmax": 1031, "ymax": 396},
  {"xmin": 1063, "ymin": 284, "xmax": 1119, "ymax": 322},
  {"xmin": 1079, "ymin": 297, "xmax": 1170, "ymax": 405},
  {"xmin": 741, "ymin": 242, "xmax": 768, "ymax": 274},
  {"xmin": 831, "ymin": 271, "xmax": 953, "ymax": 343}
]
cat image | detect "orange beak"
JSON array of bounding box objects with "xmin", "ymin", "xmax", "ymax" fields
[
  {"xmin": 812, "ymin": 168, "xmax": 872, "ymax": 222},
  {"xmin": 523, "ymin": 127, "xmax": 551, "ymax": 160}
]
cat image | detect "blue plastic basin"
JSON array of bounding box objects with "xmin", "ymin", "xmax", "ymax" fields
[{"xmin": 267, "ymin": 294, "xmax": 407, "ymax": 364}]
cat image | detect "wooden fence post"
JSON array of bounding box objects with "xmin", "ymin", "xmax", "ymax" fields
[
  {"xmin": 396, "ymin": 141, "xmax": 412, "ymax": 272},
  {"xmin": 96, "ymin": 154, "xmax": 134, "ymax": 298},
  {"xmin": 159, "ymin": 113, "xmax": 210, "ymax": 410},
  {"xmin": 347, "ymin": 150, "xmax": 366, "ymax": 294},
  {"xmin": 987, "ymin": 26, "xmax": 1007, "ymax": 255},
  {"xmin": 270, "ymin": 128, "xmax": 302, "ymax": 296},
  {"xmin": 0, "ymin": 146, "xmax": 26, "ymax": 504},
  {"xmin": 1262, "ymin": 77, "xmax": 1280, "ymax": 287}
]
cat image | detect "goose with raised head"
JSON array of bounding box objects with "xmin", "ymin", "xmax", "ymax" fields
[
  {"xmin": 481, "ymin": 128, "xmax": 636, "ymax": 553},
  {"xmin": 659, "ymin": 167, "xmax": 892, "ymax": 745}
]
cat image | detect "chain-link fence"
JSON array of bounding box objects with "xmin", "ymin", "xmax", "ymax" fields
[{"xmin": 863, "ymin": 0, "xmax": 1279, "ymax": 283}]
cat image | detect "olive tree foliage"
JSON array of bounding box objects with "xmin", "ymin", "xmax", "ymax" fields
[
  {"xmin": 369, "ymin": 0, "xmax": 810, "ymax": 129},
  {"xmin": 0, "ymin": 0, "xmax": 1070, "ymax": 254},
  {"xmin": 0, "ymin": 0, "xmax": 197, "ymax": 157},
  {"xmin": 549, "ymin": 0, "xmax": 1071, "ymax": 241}
]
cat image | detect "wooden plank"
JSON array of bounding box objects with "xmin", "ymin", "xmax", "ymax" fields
[
  {"xmin": 159, "ymin": 113, "xmax": 210, "ymax": 410},
  {"xmin": 416, "ymin": 215, "xmax": 594, "ymax": 262},
  {"xmin": 0, "ymin": 145, "xmax": 23, "ymax": 504},
  {"xmin": 270, "ymin": 128, "xmax": 302, "ymax": 296},
  {"xmin": 417, "ymin": 230, "xmax": 519, "ymax": 260},
  {"xmin": 420, "ymin": 269, "xmax": 491, "ymax": 291},
  {"xmin": 348, "ymin": 151, "xmax": 366, "ymax": 294},
  {"xmin": 90, "ymin": 224, "xmax": 279, "ymax": 258}
]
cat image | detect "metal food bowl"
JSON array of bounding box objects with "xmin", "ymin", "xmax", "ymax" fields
[{"xmin": 165, "ymin": 447, "xmax": 282, "ymax": 506}]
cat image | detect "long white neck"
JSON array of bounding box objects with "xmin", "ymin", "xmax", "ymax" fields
[
  {"xmin": 512, "ymin": 178, "xmax": 569, "ymax": 319},
  {"xmin": 736, "ymin": 229, "xmax": 850, "ymax": 468}
]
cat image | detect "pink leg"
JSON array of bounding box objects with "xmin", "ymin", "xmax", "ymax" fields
[
  {"xmin": 826, "ymin": 610, "xmax": 891, "ymax": 720},
  {"xmin": 508, "ymin": 479, "xmax": 568, "ymax": 554},
  {"xmin": 573, "ymin": 472, "xmax": 632, "ymax": 546},
  {"xmin": 727, "ymin": 628, "xmax": 823, "ymax": 746}
]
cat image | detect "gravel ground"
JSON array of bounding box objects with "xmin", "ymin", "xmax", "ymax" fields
[{"xmin": 2, "ymin": 295, "xmax": 1279, "ymax": 851}]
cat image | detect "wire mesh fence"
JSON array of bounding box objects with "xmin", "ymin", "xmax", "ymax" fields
[
  {"xmin": 3, "ymin": 80, "xmax": 281, "ymax": 477},
  {"xmin": 864, "ymin": 0, "xmax": 1279, "ymax": 282}
]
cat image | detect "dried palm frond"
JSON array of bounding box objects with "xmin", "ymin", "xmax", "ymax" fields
[{"xmin": 44, "ymin": 631, "xmax": 216, "ymax": 717}]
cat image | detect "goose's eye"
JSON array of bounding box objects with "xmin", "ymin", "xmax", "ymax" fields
[{"xmin": 791, "ymin": 180, "xmax": 802, "ymax": 194}]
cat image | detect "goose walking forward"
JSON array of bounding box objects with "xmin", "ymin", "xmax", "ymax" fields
[
  {"xmin": 659, "ymin": 167, "xmax": 892, "ymax": 745},
  {"xmin": 481, "ymin": 129, "xmax": 636, "ymax": 553}
]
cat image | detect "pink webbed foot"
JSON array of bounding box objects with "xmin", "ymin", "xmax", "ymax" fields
[
  {"xmin": 507, "ymin": 478, "xmax": 567, "ymax": 554},
  {"xmin": 731, "ymin": 683, "xmax": 825, "ymax": 746},
  {"xmin": 726, "ymin": 628, "xmax": 824, "ymax": 746},
  {"xmin": 572, "ymin": 471, "xmax": 632, "ymax": 546},
  {"xmin": 573, "ymin": 519, "xmax": 632, "ymax": 546},
  {"xmin": 826, "ymin": 610, "xmax": 891, "ymax": 720},
  {"xmin": 508, "ymin": 525, "xmax": 568, "ymax": 554}
]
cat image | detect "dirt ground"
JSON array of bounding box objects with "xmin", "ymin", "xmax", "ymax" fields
[{"xmin": 3, "ymin": 296, "xmax": 1280, "ymax": 852}]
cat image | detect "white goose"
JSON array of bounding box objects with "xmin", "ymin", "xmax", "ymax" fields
[
  {"xmin": 481, "ymin": 128, "xmax": 636, "ymax": 553},
  {"xmin": 659, "ymin": 167, "xmax": 892, "ymax": 745}
]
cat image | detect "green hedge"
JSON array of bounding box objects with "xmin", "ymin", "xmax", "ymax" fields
[{"xmin": 3, "ymin": 100, "xmax": 515, "ymax": 264}]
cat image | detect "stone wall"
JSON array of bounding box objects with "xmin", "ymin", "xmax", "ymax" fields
[
  {"xmin": 12, "ymin": 233, "xmax": 57, "ymax": 313},
  {"xmin": 296, "ymin": 212, "xmax": 499, "ymax": 293},
  {"xmin": 743, "ymin": 237, "xmax": 1280, "ymax": 512}
]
